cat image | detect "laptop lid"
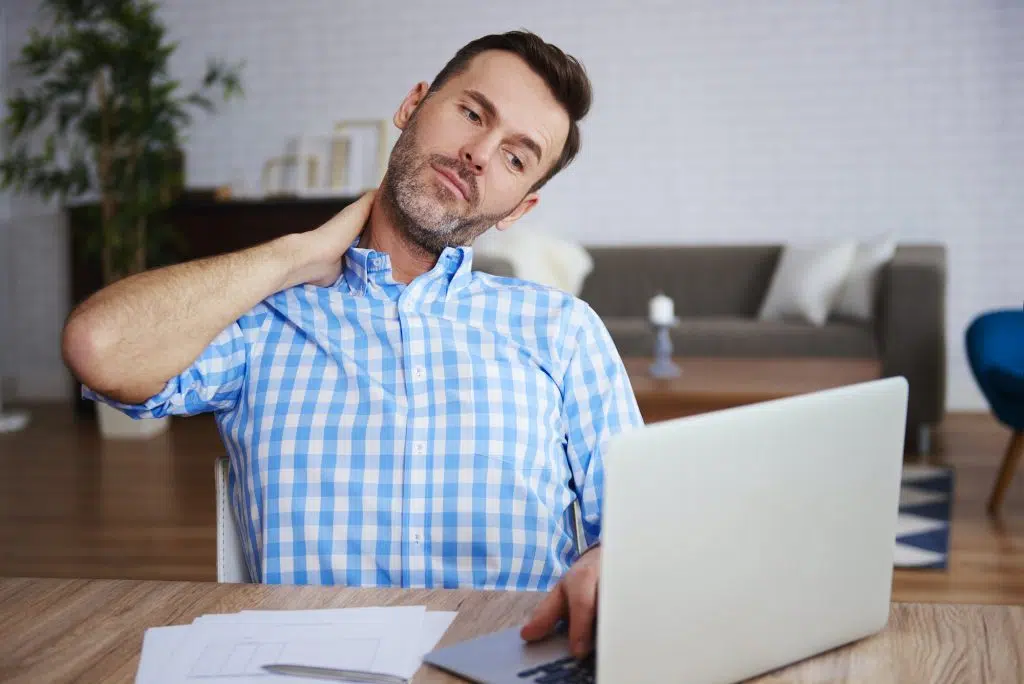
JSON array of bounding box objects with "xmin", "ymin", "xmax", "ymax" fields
[{"xmin": 596, "ymin": 377, "xmax": 908, "ymax": 683}]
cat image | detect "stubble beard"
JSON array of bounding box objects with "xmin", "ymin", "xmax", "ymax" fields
[{"xmin": 380, "ymin": 111, "xmax": 516, "ymax": 258}]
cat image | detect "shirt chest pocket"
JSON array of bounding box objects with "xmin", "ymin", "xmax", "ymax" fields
[
  {"xmin": 453, "ymin": 398, "xmax": 565, "ymax": 474},
  {"xmin": 437, "ymin": 353, "xmax": 566, "ymax": 470},
  {"xmin": 477, "ymin": 441, "xmax": 549, "ymax": 473}
]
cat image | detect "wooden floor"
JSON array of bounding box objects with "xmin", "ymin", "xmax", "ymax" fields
[{"xmin": 1, "ymin": 404, "xmax": 1022, "ymax": 603}]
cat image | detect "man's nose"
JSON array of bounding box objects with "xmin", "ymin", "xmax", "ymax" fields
[{"xmin": 459, "ymin": 136, "xmax": 496, "ymax": 174}]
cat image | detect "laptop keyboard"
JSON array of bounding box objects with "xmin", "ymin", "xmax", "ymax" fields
[{"xmin": 517, "ymin": 654, "xmax": 595, "ymax": 683}]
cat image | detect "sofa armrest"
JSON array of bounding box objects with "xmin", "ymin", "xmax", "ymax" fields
[{"xmin": 876, "ymin": 244, "xmax": 947, "ymax": 433}]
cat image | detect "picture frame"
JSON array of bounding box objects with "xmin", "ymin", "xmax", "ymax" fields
[
  {"xmin": 333, "ymin": 118, "xmax": 392, "ymax": 191},
  {"xmin": 258, "ymin": 119, "xmax": 393, "ymax": 198}
]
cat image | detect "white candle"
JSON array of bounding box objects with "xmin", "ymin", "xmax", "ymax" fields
[{"xmin": 649, "ymin": 293, "xmax": 675, "ymax": 326}]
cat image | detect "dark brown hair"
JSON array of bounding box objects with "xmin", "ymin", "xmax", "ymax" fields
[{"xmin": 427, "ymin": 30, "xmax": 592, "ymax": 192}]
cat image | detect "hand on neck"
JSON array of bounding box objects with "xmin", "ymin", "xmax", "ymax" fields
[{"xmin": 358, "ymin": 192, "xmax": 440, "ymax": 285}]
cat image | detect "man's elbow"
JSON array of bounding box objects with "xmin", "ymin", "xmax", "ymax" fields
[
  {"xmin": 61, "ymin": 312, "xmax": 148, "ymax": 403},
  {"xmin": 62, "ymin": 310, "xmax": 109, "ymax": 386}
]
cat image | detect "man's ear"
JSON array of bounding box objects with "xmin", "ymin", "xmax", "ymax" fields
[
  {"xmin": 394, "ymin": 81, "xmax": 430, "ymax": 130},
  {"xmin": 496, "ymin": 193, "xmax": 540, "ymax": 231}
]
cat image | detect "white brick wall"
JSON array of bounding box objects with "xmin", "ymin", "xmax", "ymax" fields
[
  {"xmin": 2, "ymin": 0, "xmax": 1022, "ymax": 410},
  {"xmin": 1, "ymin": 0, "xmax": 69, "ymax": 401}
]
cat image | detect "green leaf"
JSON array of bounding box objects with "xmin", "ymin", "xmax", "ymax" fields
[
  {"xmin": 5, "ymin": 0, "xmax": 244, "ymax": 281},
  {"xmin": 44, "ymin": 134, "xmax": 57, "ymax": 161},
  {"xmin": 184, "ymin": 92, "xmax": 213, "ymax": 113}
]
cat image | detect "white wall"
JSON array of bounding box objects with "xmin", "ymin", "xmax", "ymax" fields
[
  {"xmin": 1, "ymin": 0, "xmax": 70, "ymax": 402},
  {"xmin": 3, "ymin": 0, "xmax": 1022, "ymax": 409}
]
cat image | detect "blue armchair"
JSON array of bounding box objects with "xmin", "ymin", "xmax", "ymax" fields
[{"xmin": 965, "ymin": 308, "xmax": 1024, "ymax": 514}]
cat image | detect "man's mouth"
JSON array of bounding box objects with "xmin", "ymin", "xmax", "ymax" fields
[{"xmin": 431, "ymin": 164, "xmax": 470, "ymax": 202}]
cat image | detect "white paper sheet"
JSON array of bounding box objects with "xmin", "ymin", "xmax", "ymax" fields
[
  {"xmin": 136, "ymin": 606, "xmax": 457, "ymax": 684},
  {"xmin": 168, "ymin": 611, "xmax": 424, "ymax": 682},
  {"xmin": 419, "ymin": 611, "xmax": 458, "ymax": 656},
  {"xmin": 223, "ymin": 607, "xmax": 457, "ymax": 656},
  {"xmin": 136, "ymin": 625, "xmax": 190, "ymax": 684}
]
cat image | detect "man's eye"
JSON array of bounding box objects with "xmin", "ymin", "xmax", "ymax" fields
[
  {"xmin": 462, "ymin": 106, "xmax": 481, "ymax": 123},
  {"xmin": 506, "ymin": 151, "xmax": 523, "ymax": 171}
]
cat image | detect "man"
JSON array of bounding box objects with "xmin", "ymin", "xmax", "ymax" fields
[{"xmin": 62, "ymin": 30, "xmax": 642, "ymax": 658}]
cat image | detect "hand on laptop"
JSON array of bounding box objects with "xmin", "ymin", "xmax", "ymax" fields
[{"xmin": 520, "ymin": 543, "xmax": 601, "ymax": 658}]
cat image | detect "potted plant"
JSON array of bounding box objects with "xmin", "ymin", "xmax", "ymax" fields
[{"xmin": 0, "ymin": 0, "xmax": 243, "ymax": 438}]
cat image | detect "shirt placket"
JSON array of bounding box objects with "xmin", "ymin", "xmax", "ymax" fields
[{"xmin": 399, "ymin": 290, "xmax": 430, "ymax": 587}]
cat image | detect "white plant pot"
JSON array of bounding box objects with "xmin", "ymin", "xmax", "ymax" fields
[{"xmin": 95, "ymin": 402, "xmax": 170, "ymax": 439}]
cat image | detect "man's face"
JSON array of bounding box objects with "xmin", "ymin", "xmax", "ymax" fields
[{"xmin": 382, "ymin": 50, "xmax": 570, "ymax": 256}]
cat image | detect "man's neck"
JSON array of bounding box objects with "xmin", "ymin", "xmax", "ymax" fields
[{"xmin": 358, "ymin": 192, "xmax": 439, "ymax": 284}]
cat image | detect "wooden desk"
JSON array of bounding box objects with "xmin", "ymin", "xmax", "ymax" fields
[
  {"xmin": 1, "ymin": 577, "xmax": 1021, "ymax": 683},
  {"xmin": 623, "ymin": 357, "xmax": 883, "ymax": 423}
]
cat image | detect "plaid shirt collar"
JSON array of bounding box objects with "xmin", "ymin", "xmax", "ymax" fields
[{"xmin": 341, "ymin": 241, "xmax": 475, "ymax": 301}]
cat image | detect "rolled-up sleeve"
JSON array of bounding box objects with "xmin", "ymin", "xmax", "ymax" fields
[
  {"xmin": 561, "ymin": 302, "xmax": 645, "ymax": 549},
  {"xmin": 83, "ymin": 318, "xmax": 252, "ymax": 419}
]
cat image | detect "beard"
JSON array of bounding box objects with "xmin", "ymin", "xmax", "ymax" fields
[{"xmin": 380, "ymin": 111, "xmax": 518, "ymax": 257}]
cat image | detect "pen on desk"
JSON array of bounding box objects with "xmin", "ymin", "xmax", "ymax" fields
[{"xmin": 262, "ymin": 663, "xmax": 409, "ymax": 683}]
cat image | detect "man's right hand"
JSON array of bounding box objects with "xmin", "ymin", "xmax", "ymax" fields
[{"xmin": 285, "ymin": 190, "xmax": 376, "ymax": 288}]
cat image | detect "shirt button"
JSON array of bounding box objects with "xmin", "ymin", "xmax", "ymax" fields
[
  {"xmin": 413, "ymin": 442, "xmax": 426, "ymax": 456},
  {"xmin": 412, "ymin": 366, "xmax": 426, "ymax": 381},
  {"xmin": 412, "ymin": 531, "xmax": 423, "ymax": 544}
]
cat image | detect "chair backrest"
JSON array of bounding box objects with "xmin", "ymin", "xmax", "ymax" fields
[{"xmin": 215, "ymin": 457, "xmax": 253, "ymax": 583}]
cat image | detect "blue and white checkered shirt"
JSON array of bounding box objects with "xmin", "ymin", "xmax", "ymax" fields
[{"xmin": 85, "ymin": 243, "xmax": 643, "ymax": 590}]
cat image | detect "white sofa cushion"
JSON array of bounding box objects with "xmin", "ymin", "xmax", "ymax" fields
[
  {"xmin": 758, "ymin": 240, "xmax": 858, "ymax": 326},
  {"xmin": 833, "ymin": 235, "xmax": 897, "ymax": 322},
  {"xmin": 475, "ymin": 227, "xmax": 593, "ymax": 296}
]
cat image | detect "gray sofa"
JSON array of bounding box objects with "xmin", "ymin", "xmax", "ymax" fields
[{"xmin": 476, "ymin": 243, "xmax": 947, "ymax": 453}]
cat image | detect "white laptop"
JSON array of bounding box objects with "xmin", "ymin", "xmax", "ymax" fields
[{"xmin": 423, "ymin": 376, "xmax": 908, "ymax": 683}]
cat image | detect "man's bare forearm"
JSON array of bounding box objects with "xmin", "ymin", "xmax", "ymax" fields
[
  {"xmin": 62, "ymin": 234, "xmax": 308, "ymax": 404},
  {"xmin": 62, "ymin": 191, "xmax": 374, "ymax": 405}
]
